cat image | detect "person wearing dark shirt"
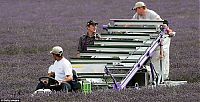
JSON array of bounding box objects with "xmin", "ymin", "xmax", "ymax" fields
[{"xmin": 77, "ymin": 20, "xmax": 100, "ymax": 57}]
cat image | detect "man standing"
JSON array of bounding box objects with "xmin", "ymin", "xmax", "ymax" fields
[
  {"xmin": 77, "ymin": 20, "xmax": 100, "ymax": 57},
  {"xmin": 36, "ymin": 46, "xmax": 73, "ymax": 92},
  {"xmin": 132, "ymin": 1, "xmax": 174, "ymax": 80}
]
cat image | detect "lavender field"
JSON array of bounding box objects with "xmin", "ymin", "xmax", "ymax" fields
[{"xmin": 0, "ymin": 0, "xmax": 199, "ymax": 101}]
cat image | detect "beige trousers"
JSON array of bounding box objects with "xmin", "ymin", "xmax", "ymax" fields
[{"xmin": 151, "ymin": 36, "xmax": 171, "ymax": 80}]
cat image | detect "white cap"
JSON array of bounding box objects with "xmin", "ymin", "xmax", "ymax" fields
[
  {"xmin": 50, "ymin": 46, "xmax": 63, "ymax": 55},
  {"xmin": 133, "ymin": 1, "xmax": 146, "ymax": 10}
]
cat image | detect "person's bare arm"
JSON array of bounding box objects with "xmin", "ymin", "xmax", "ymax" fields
[
  {"xmin": 76, "ymin": 51, "xmax": 80, "ymax": 58},
  {"xmin": 48, "ymin": 72, "xmax": 55, "ymax": 78},
  {"xmin": 59, "ymin": 75, "xmax": 73, "ymax": 84}
]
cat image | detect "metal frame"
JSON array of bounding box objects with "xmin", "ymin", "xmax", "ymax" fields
[
  {"xmin": 110, "ymin": 19, "xmax": 165, "ymax": 26},
  {"xmin": 87, "ymin": 45, "xmax": 148, "ymax": 52},
  {"xmin": 100, "ymin": 33, "xmax": 152, "ymax": 39},
  {"xmin": 107, "ymin": 26, "xmax": 158, "ymax": 33},
  {"xmin": 94, "ymin": 39, "xmax": 152, "ymax": 46},
  {"xmin": 70, "ymin": 58, "xmax": 138, "ymax": 63},
  {"xmin": 118, "ymin": 29, "xmax": 164, "ymax": 90},
  {"xmin": 71, "ymin": 19, "xmax": 186, "ymax": 91},
  {"xmin": 100, "ymin": 33, "xmax": 159, "ymax": 41}
]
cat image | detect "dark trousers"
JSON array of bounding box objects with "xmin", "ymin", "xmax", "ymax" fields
[{"xmin": 36, "ymin": 81, "xmax": 72, "ymax": 92}]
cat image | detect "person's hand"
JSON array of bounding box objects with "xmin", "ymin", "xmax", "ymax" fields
[
  {"xmin": 41, "ymin": 80, "xmax": 48, "ymax": 84},
  {"xmin": 165, "ymin": 26, "xmax": 176, "ymax": 37},
  {"xmin": 166, "ymin": 28, "xmax": 173, "ymax": 34},
  {"xmin": 168, "ymin": 31, "xmax": 176, "ymax": 37},
  {"xmin": 76, "ymin": 52, "xmax": 80, "ymax": 58},
  {"xmin": 58, "ymin": 81, "xmax": 62, "ymax": 85},
  {"xmin": 157, "ymin": 52, "xmax": 165, "ymax": 60},
  {"xmin": 159, "ymin": 54, "xmax": 164, "ymax": 59},
  {"xmin": 48, "ymin": 72, "xmax": 55, "ymax": 78},
  {"xmin": 124, "ymin": 25, "xmax": 129, "ymax": 27}
]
